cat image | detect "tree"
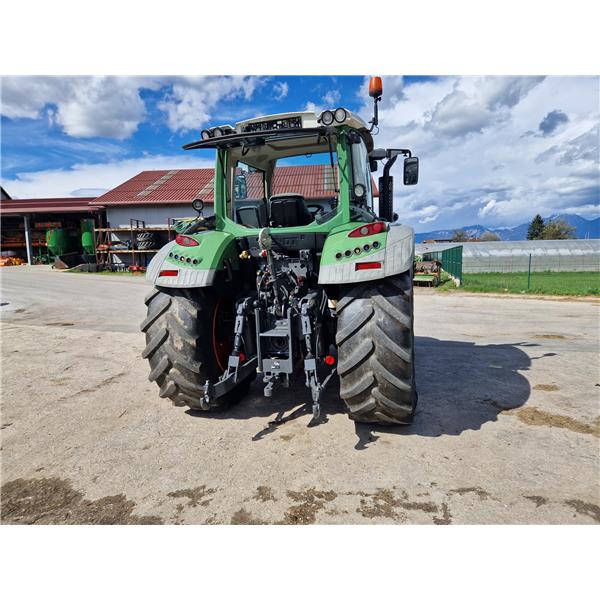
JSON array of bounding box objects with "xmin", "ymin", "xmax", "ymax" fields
[
  {"xmin": 479, "ymin": 231, "xmax": 501, "ymax": 241},
  {"xmin": 452, "ymin": 229, "xmax": 468, "ymax": 242},
  {"xmin": 541, "ymin": 219, "xmax": 576, "ymax": 240},
  {"xmin": 527, "ymin": 214, "xmax": 545, "ymax": 240}
]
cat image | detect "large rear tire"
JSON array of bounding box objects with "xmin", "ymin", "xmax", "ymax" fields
[
  {"xmin": 336, "ymin": 271, "xmax": 417, "ymax": 424},
  {"xmin": 141, "ymin": 287, "xmax": 253, "ymax": 411}
]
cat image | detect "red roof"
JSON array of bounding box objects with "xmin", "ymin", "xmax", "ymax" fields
[
  {"xmin": 0, "ymin": 197, "xmax": 100, "ymax": 216},
  {"xmin": 90, "ymin": 166, "xmax": 378, "ymax": 207}
]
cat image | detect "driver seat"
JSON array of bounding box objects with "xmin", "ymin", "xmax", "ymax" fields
[{"xmin": 268, "ymin": 194, "xmax": 313, "ymax": 227}]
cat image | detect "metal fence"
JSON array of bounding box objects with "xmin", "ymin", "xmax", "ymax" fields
[
  {"xmin": 420, "ymin": 245, "xmax": 463, "ymax": 282},
  {"xmin": 417, "ymin": 239, "xmax": 600, "ymax": 274}
]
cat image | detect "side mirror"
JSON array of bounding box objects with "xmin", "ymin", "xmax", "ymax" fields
[
  {"xmin": 404, "ymin": 157, "xmax": 419, "ymax": 185},
  {"xmin": 369, "ymin": 158, "xmax": 378, "ymax": 172}
]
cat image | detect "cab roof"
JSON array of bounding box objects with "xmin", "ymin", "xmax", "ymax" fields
[{"xmin": 183, "ymin": 109, "xmax": 373, "ymax": 152}]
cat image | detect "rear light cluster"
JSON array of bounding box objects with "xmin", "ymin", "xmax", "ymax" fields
[
  {"xmin": 348, "ymin": 221, "xmax": 388, "ymax": 238},
  {"xmin": 335, "ymin": 240, "xmax": 381, "ymax": 261},
  {"xmin": 168, "ymin": 251, "xmax": 201, "ymax": 265},
  {"xmin": 175, "ymin": 234, "xmax": 199, "ymax": 247},
  {"xmin": 355, "ymin": 262, "xmax": 382, "ymax": 271}
]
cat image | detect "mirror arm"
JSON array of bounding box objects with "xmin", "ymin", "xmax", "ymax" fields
[
  {"xmin": 387, "ymin": 148, "xmax": 412, "ymax": 159},
  {"xmin": 369, "ymin": 96, "xmax": 381, "ymax": 133},
  {"xmin": 383, "ymin": 154, "xmax": 398, "ymax": 177}
]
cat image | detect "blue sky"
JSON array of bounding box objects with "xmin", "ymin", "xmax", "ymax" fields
[{"xmin": 1, "ymin": 75, "xmax": 598, "ymax": 231}]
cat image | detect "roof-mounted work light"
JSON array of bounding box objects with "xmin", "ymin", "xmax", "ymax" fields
[
  {"xmin": 320, "ymin": 110, "xmax": 335, "ymax": 126},
  {"xmin": 334, "ymin": 108, "xmax": 348, "ymax": 123}
]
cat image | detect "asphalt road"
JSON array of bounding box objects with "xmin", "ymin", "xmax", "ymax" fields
[{"xmin": 1, "ymin": 266, "xmax": 598, "ymax": 524}]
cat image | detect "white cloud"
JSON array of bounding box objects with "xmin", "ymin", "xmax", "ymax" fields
[
  {"xmin": 1, "ymin": 76, "xmax": 158, "ymax": 139},
  {"xmin": 273, "ymin": 81, "xmax": 289, "ymax": 101},
  {"xmin": 304, "ymin": 100, "xmax": 322, "ymax": 114},
  {"xmin": 427, "ymin": 90, "xmax": 492, "ymax": 136},
  {"xmin": 303, "ymin": 88, "xmax": 343, "ymax": 115},
  {"xmin": 157, "ymin": 76, "xmax": 264, "ymax": 133},
  {"xmin": 2, "ymin": 154, "xmax": 215, "ymax": 199},
  {"xmin": 322, "ymin": 89, "xmax": 341, "ymax": 106},
  {"xmin": 360, "ymin": 76, "xmax": 599, "ymax": 231},
  {"xmin": 0, "ymin": 76, "xmax": 264, "ymax": 139}
]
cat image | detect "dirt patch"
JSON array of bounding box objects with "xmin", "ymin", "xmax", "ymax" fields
[
  {"xmin": 357, "ymin": 489, "xmax": 403, "ymax": 521},
  {"xmin": 279, "ymin": 434, "xmax": 294, "ymax": 442},
  {"xmin": 356, "ymin": 489, "xmax": 439, "ymax": 522},
  {"xmin": 1, "ymin": 477, "xmax": 162, "ymax": 524},
  {"xmin": 524, "ymin": 495, "xmax": 548, "ymax": 507},
  {"xmin": 279, "ymin": 488, "xmax": 338, "ymax": 524},
  {"xmin": 253, "ymin": 486, "xmax": 276, "ymax": 502},
  {"xmin": 167, "ymin": 485, "xmax": 216, "ymax": 508},
  {"xmin": 564, "ymin": 500, "xmax": 600, "ymax": 523},
  {"xmin": 533, "ymin": 384, "xmax": 560, "ymax": 392},
  {"xmin": 433, "ymin": 503, "xmax": 452, "ymax": 525},
  {"xmin": 231, "ymin": 508, "xmax": 267, "ymax": 525},
  {"xmin": 513, "ymin": 407, "xmax": 600, "ymax": 437},
  {"xmin": 449, "ymin": 486, "xmax": 491, "ymax": 500}
]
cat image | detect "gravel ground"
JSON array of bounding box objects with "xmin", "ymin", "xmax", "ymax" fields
[{"xmin": 1, "ymin": 266, "xmax": 598, "ymax": 524}]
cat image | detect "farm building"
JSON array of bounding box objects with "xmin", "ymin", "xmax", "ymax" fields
[{"xmin": 0, "ymin": 195, "xmax": 101, "ymax": 265}]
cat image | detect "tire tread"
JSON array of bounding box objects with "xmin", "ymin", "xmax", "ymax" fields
[{"xmin": 336, "ymin": 271, "xmax": 416, "ymax": 424}]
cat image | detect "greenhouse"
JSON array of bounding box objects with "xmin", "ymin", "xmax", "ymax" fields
[{"xmin": 416, "ymin": 239, "xmax": 600, "ymax": 273}]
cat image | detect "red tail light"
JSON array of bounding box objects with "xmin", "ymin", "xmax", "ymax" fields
[
  {"xmin": 348, "ymin": 221, "xmax": 388, "ymax": 237},
  {"xmin": 159, "ymin": 269, "xmax": 179, "ymax": 277},
  {"xmin": 355, "ymin": 262, "xmax": 382, "ymax": 271},
  {"xmin": 324, "ymin": 355, "xmax": 336, "ymax": 366},
  {"xmin": 176, "ymin": 234, "xmax": 199, "ymax": 247}
]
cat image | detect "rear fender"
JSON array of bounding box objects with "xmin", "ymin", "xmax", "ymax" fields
[
  {"xmin": 318, "ymin": 224, "xmax": 414, "ymax": 284},
  {"xmin": 146, "ymin": 231, "xmax": 239, "ymax": 288}
]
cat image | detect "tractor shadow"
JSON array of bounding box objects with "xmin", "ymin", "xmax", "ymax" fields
[
  {"xmin": 187, "ymin": 336, "xmax": 549, "ymax": 445},
  {"xmin": 354, "ymin": 336, "xmax": 544, "ymax": 448},
  {"xmin": 185, "ymin": 372, "xmax": 346, "ymax": 440}
]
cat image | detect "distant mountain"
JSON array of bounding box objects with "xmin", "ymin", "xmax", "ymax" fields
[
  {"xmin": 544, "ymin": 214, "xmax": 600, "ymax": 239},
  {"xmin": 414, "ymin": 214, "xmax": 600, "ymax": 242}
]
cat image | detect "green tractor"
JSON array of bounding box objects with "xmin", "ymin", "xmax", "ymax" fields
[{"xmin": 141, "ymin": 77, "xmax": 420, "ymax": 424}]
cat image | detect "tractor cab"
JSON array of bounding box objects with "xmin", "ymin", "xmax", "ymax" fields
[{"xmin": 183, "ymin": 107, "xmax": 385, "ymax": 232}]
